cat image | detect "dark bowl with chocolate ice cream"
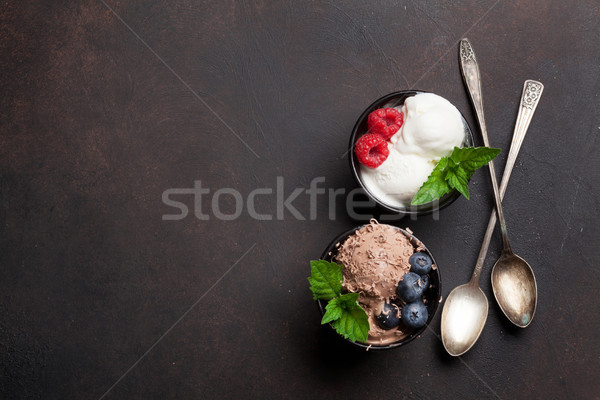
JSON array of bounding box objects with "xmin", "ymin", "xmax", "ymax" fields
[{"xmin": 318, "ymin": 221, "xmax": 441, "ymax": 350}]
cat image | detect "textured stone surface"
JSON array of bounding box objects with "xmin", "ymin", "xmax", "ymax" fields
[{"xmin": 1, "ymin": 0, "xmax": 598, "ymax": 399}]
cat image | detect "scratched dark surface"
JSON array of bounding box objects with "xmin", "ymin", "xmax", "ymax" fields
[{"xmin": 1, "ymin": 0, "xmax": 599, "ymax": 399}]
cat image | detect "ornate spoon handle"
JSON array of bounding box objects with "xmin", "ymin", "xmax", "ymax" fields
[{"xmin": 502, "ymin": 80, "xmax": 544, "ymax": 192}]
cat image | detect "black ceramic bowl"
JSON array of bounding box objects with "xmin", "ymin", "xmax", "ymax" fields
[
  {"xmin": 349, "ymin": 90, "xmax": 474, "ymax": 216},
  {"xmin": 318, "ymin": 223, "xmax": 442, "ymax": 350}
]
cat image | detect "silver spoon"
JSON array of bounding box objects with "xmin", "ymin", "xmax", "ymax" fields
[
  {"xmin": 441, "ymin": 39, "xmax": 542, "ymax": 356},
  {"xmin": 459, "ymin": 38, "xmax": 542, "ymax": 328},
  {"xmin": 490, "ymin": 80, "xmax": 542, "ymax": 327}
]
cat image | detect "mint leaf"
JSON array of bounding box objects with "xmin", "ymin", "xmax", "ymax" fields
[
  {"xmin": 320, "ymin": 292, "xmax": 369, "ymax": 342},
  {"xmin": 308, "ymin": 260, "xmax": 342, "ymax": 301},
  {"xmin": 336, "ymin": 292, "xmax": 360, "ymax": 308},
  {"xmin": 321, "ymin": 292, "xmax": 361, "ymax": 325},
  {"xmin": 330, "ymin": 293, "xmax": 369, "ymax": 343},
  {"xmin": 446, "ymin": 168, "xmax": 470, "ymax": 199},
  {"xmin": 449, "ymin": 146, "xmax": 501, "ymax": 174},
  {"xmin": 309, "ymin": 262, "xmax": 370, "ymax": 342},
  {"xmin": 321, "ymin": 297, "xmax": 344, "ymax": 324},
  {"xmin": 411, "ymin": 158, "xmax": 451, "ymax": 205},
  {"xmin": 411, "ymin": 146, "xmax": 500, "ymax": 205}
]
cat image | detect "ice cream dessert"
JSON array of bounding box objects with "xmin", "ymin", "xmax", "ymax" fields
[
  {"xmin": 333, "ymin": 220, "xmax": 436, "ymax": 345},
  {"xmin": 354, "ymin": 92, "xmax": 468, "ymax": 208}
]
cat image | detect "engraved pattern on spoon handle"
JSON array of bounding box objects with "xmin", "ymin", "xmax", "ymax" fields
[
  {"xmin": 472, "ymin": 80, "xmax": 544, "ymax": 284},
  {"xmin": 459, "ymin": 39, "xmax": 486, "ymax": 136},
  {"xmin": 500, "ymin": 80, "xmax": 544, "ymax": 195}
]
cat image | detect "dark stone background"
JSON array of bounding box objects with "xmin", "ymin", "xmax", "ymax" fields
[{"xmin": 1, "ymin": 1, "xmax": 598, "ymax": 399}]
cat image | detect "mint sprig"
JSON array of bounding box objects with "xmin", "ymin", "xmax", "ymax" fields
[
  {"xmin": 308, "ymin": 260, "xmax": 369, "ymax": 343},
  {"xmin": 327, "ymin": 293, "xmax": 370, "ymax": 342},
  {"xmin": 308, "ymin": 259, "xmax": 342, "ymax": 301},
  {"xmin": 411, "ymin": 146, "xmax": 500, "ymax": 205}
]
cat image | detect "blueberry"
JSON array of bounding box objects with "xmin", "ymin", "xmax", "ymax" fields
[
  {"xmin": 401, "ymin": 301, "xmax": 429, "ymax": 329},
  {"xmin": 409, "ymin": 252, "xmax": 433, "ymax": 275},
  {"xmin": 396, "ymin": 272, "xmax": 429, "ymax": 303},
  {"xmin": 374, "ymin": 301, "xmax": 401, "ymax": 330}
]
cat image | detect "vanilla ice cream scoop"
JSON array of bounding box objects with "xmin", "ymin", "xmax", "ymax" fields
[{"xmin": 391, "ymin": 93, "xmax": 465, "ymax": 160}]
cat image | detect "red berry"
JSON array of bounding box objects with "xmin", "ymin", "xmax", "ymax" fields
[
  {"xmin": 354, "ymin": 133, "xmax": 390, "ymax": 168},
  {"xmin": 367, "ymin": 107, "xmax": 404, "ymax": 140}
]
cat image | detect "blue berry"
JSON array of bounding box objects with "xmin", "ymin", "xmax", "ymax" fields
[
  {"xmin": 409, "ymin": 252, "xmax": 432, "ymax": 275},
  {"xmin": 396, "ymin": 272, "xmax": 428, "ymax": 303},
  {"xmin": 401, "ymin": 301, "xmax": 429, "ymax": 329},
  {"xmin": 420, "ymin": 274, "xmax": 429, "ymax": 289},
  {"xmin": 374, "ymin": 301, "xmax": 401, "ymax": 330}
]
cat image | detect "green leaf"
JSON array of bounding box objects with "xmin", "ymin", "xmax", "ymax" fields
[
  {"xmin": 330, "ymin": 295, "xmax": 370, "ymax": 343},
  {"xmin": 446, "ymin": 168, "xmax": 470, "ymax": 199},
  {"xmin": 308, "ymin": 262, "xmax": 370, "ymax": 342},
  {"xmin": 308, "ymin": 260, "xmax": 342, "ymax": 301},
  {"xmin": 411, "ymin": 158, "xmax": 451, "ymax": 205},
  {"xmin": 337, "ymin": 292, "xmax": 360, "ymax": 308},
  {"xmin": 321, "ymin": 292, "xmax": 361, "ymax": 325},
  {"xmin": 411, "ymin": 146, "xmax": 500, "ymax": 205},
  {"xmin": 449, "ymin": 146, "xmax": 501, "ymax": 174},
  {"xmin": 320, "ymin": 293, "xmax": 370, "ymax": 342},
  {"xmin": 321, "ymin": 297, "xmax": 344, "ymax": 324}
]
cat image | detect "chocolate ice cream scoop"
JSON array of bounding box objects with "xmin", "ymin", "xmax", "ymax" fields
[{"xmin": 336, "ymin": 222, "xmax": 413, "ymax": 301}]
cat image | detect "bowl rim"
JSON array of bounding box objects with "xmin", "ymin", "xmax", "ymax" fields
[
  {"xmin": 317, "ymin": 222, "xmax": 442, "ymax": 350},
  {"xmin": 348, "ymin": 90, "xmax": 475, "ymax": 216}
]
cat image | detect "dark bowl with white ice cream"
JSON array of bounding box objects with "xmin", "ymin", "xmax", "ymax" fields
[{"xmin": 349, "ymin": 90, "xmax": 474, "ymax": 216}]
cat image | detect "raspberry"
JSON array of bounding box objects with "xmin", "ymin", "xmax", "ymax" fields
[
  {"xmin": 354, "ymin": 133, "xmax": 390, "ymax": 168},
  {"xmin": 367, "ymin": 107, "xmax": 404, "ymax": 140}
]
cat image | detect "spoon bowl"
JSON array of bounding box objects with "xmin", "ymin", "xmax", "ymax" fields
[
  {"xmin": 441, "ymin": 283, "xmax": 488, "ymax": 356},
  {"xmin": 491, "ymin": 253, "xmax": 537, "ymax": 327}
]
